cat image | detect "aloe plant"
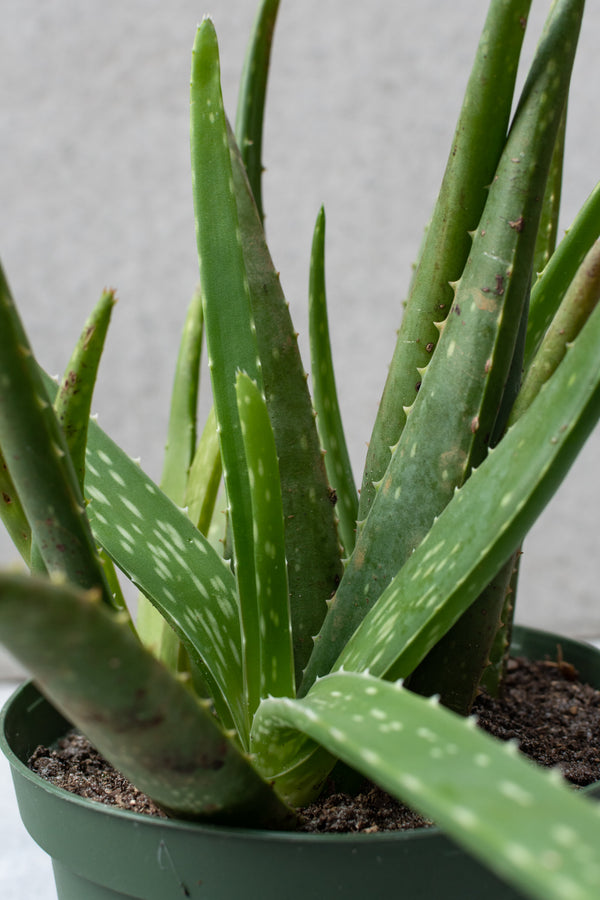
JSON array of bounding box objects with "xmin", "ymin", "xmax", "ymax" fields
[{"xmin": 1, "ymin": 1, "xmax": 600, "ymax": 898}]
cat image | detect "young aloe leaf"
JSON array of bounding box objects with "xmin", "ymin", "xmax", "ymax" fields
[
  {"xmin": 253, "ymin": 671, "xmax": 600, "ymax": 900},
  {"xmin": 525, "ymin": 180, "xmax": 600, "ymax": 368},
  {"xmin": 160, "ymin": 287, "xmax": 203, "ymax": 506},
  {"xmin": 54, "ymin": 289, "xmax": 116, "ymax": 491},
  {"xmin": 234, "ymin": 0, "xmax": 280, "ymax": 223},
  {"xmin": 0, "ymin": 573, "xmax": 295, "ymax": 829},
  {"xmin": 137, "ymin": 288, "xmax": 203, "ymax": 668},
  {"xmin": 513, "ymin": 239, "xmax": 600, "ymax": 422},
  {"xmin": 303, "ymin": 0, "xmax": 583, "ymax": 692},
  {"xmin": 227, "ymin": 122, "xmax": 343, "ymax": 685},
  {"xmin": 185, "ymin": 404, "xmax": 223, "ymax": 535},
  {"xmin": 336, "ymin": 297, "xmax": 600, "ymax": 683},
  {"xmin": 236, "ymin": 372, "xmax": 294, "ymax": 701},
  {"xmin": 309, "ymin": 207, "xmax": 358, "ymax": 558},
  {"xmin": 0, "ymin": 262, "xmax": 114, "ymax": 605},
  {"xmin": 359, "ymin": 0, "xmax": 532, "ymax": 518},
  {"xmin": 191, "ymin": 18, "xmax": 264, "ymax": 723}
]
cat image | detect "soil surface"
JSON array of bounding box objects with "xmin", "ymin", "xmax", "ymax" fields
[{"xmin": 29, "ymin": 654, "xmax": 600, "ymax": 833}]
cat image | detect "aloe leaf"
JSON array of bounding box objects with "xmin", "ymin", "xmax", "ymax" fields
[
  {"xmin": 359, "ymin": 0, "xmax": 533, "ymax": 518},
  {"xmin": 303, "ymin": 0, "xmax": 583, "ymax": 691},
  {"xmin": 253, "ymin": 671, "xmax": 600, "ymax": 900},
  {"xmin": 525, "ymin": 180, "xmax": 600, "ymax": 368},
  {"xmin": 309, "ymin": 207, "xmax": 358, "ymax": 557},
  {"xmin": 532, "ymin": 103, "xmax": 566, "ymax": 278},
  {"xmin": 54, "ymin": 289, "xmax": 116, "ymax": 491},
  {"xmin": 337, "ymin": 297, "xmax": 600, "ymax": 682},
  {"xmin": 137, "ymin": 288, "xmax": 204, "ymax": 668},
  {"xmin": 234, "ymin": 0, "xmax": 280, "ymax": 223},
  {"xmin": 160, "ymin": 287, "xmax": 203, "ymax": 506},
  {"xmin": 228, "ymin": 123, "xmax": 343, "ymax": 684},
  {"xmin": 37, "ymin": 364, "xmax": 245, "ymax": 737},
  {"xmin": 191, "ymin": 19, "xmax": 264, "ymax": 723},
  {"xmin": 0, "ymin": 573, "xmax": 294, "ymax": 829},
  {"xmin": 0, "ymin": 262, "xmax": 113, "ymax": 604},
  {"xmin": 236, "ymin": 372, "xmax": 294, "ymax": 700},
  {"xmin": 185, "ymin": 404, "xmax": 223, "ymax": 535},
  {"xmin": 514, "ymin": 239, "xmax": 600, "ymax": 421},
  {"xmin": 0, "ymin": 449, "xmax": 31, "ymax": 566}
]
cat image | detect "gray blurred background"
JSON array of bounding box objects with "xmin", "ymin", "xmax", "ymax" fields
[{"xmin": 0, "ymin": 1, "xmax": 598, "ymax": 678}]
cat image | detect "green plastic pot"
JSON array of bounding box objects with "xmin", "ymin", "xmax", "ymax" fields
[{"xmin": 2, "ymin": 625, "xmax": 600, "ymax": 900}]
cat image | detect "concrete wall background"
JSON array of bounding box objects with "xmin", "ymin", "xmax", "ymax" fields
[{"xmin": 0, "ymin": 1, "xmax": 598, "ymax": 675}]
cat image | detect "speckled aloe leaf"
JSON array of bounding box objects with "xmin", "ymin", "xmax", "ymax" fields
[
  {"xmin": 309, "ymin": 207, "xmax": 358, "ymax": 558},
  {"xmin": 228, "ymin": 108, "xmax": 343, "ymax": 683},
  {"xmin": 0, "ymin": 572, "xmax": 295, "ymax": 829},
  {"xmin": 525, "ymin": 180, "xmax": 600, "ymax": 369},
  {"xmin": 0, "ymin": 262, "xmax": 113, "ymax": 604},
  {"xmin": 336, "ymin": 297, "xmax": 600, "ymax": 682},
  {"xmin": 32, "ymin": 365, "xmax": 246, "ymax": 740},
  {"xmin": 236, "ymin": 372, "xmax": 294, "ymax": 701},
  {"xmin": 235, "ymin": 0, "xmax": 280, "ymax": 223},
  {"xmin": 253, "ymin": 671, "xmax": 600, "ymax": 900},
  {"xmin": 191, "ymin": 18, "xmax": 263, "ymax": 726},
  {"xmin": 303, "ymin": 0, "xmax": 584, "ymax": 691},
  {"xmin": 359, "ymin": 0, "xmax": 533, "ymax": 518}
]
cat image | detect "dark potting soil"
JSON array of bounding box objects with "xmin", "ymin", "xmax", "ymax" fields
[{"xmin": 28, "ymin": 654, "xmax": 600, "ymax": 834}]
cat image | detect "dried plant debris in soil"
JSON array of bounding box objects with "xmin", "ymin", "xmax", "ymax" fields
[{"xmin": 28, "ymin": 655, "xmax": 600, "ymax": 833}]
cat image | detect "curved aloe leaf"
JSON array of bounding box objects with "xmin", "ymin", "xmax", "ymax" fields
[
  {"xmin": 525, "ymin": 180, "xmax": 600, "ymax": 368},
  {"xmin": 359, "ymin": 0, "xmax": 533, "ymax": 518},
  {"xmin": 0, "ymin": 573, "xmax": 294, "ymax": 829},
  {"xmin": 0, "ymin": 262, "xmax": 113, "ymax": 604},
  {"xmin": 0, "ymin": 449, "xmax": 30, "ymax": 566},
  {"xmin": 254, "ymin": 671, "xmax": 600, "ymax": 900},
  {"xmin": 54, "ymin": 289, "xmax": 116, "ymax": 491},
  {"xmin": 235, "ymin": 0, "xmax": 280, "ymax": 222},
  {"xmin": 309, "ymin": 207, "xmax": 358, "ymax": 558}
]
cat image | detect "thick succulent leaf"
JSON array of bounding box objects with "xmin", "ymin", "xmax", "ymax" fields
[
  {"xmin": 303, "ymin": 0, "xmax": 583, "ymax": 691},
  {"xmin": 0, "ymin": 573, "xmax": 294, "ymax": 829},
  {"xmin": 359, "ymin": 0, "xmax": 533, "ymax": 517},
  {"xmin": 525, "ymin": 180, "xmax": 600, "ymax": 368},
  {"xmin": 0, "ymin": 262, "xmax": 113, "ymax": 604},
  {"xmin": 228, "ymin": 123, "xmax": 343, "ymax": 684},
  {"xmin": 236, "ymin": 373, "xmax": 294, "ymax": 701},
  {"xmin": 191, "ymin": 18, "xmax": 263, "ymax": 723},
  {"xmin": 37, "ymin": 367, "xmax": 245, "ymax": 738},
  {"xmin": 308, "ymin": 207, "xmax": 358, "ymax": 558},
  {"xmin": 234, "ymin": 0, "xmax": 280, "ymax": 222},
  {"xmin": 336, "ymin": 298, "xmax": 600, "ymax": 681},
  {"xmin": 54, "ymin": 289, "xmax": 116, "ymax": 492},
  {"xmin": 253, "ymin": 671, "xmax": 600, "ymax": 900}
]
